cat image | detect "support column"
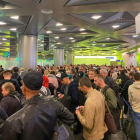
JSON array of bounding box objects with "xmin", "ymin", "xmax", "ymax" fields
[
  {"xmin": 18, "ymin": 35, "xmax": 37, "ymax": 71},
  {"xmin": 54, "ymin": 49, "xmax": 64, "ymax": 66},
  {"xmin": 68, "ymin": 53, "xmax": 74, "ymax": 64},
  {"xmin": 122, "ymin": 53, "xmax": 137, "ymax": 68}
]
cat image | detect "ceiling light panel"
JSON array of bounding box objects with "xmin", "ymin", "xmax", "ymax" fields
[
  {"xmin": 112, "ymin": 25, "xmax": 120, "ymax": 28},
  {"xmin": 46, "ymin": 31, "xmax": 52, "ymax": 33},
  {"xmin": 10, "ymin": 28, "xmax": 17, "ymax": 31},
  {"xmin": 10, "ymin": 16, "xmax": 19, "ymax": 20},
  {"xmin": 79, "ymin": 28, "xmax": 85, "ymax": 31},
  {"xmin": 91, "ymin": 15, "xmax": 102, "ymax": 20},
  {"xmin": 60, "ymin": 28, "xmax": 67, "ymax": 31},
  {"xmin": 0, "ymin": 22, "xmax": 6, "ymax": 25},
  {"xmin": 56, "ymin": 23, "xmax": 63, "ymax": 26}
]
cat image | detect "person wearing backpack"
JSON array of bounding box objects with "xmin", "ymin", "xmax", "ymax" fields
[
  {"xmin": 94, "ymin": 74, "xmax": 119, "ymax": 139},
  {"xmin": 76, "ymin": 77, "xmax": 108, "ymax": 140},
  {"xmin": 0, "ymin": 82, "xmax": 21, "ymax": 117}
]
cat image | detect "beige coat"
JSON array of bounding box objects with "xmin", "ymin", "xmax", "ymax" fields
[
  {"xmin": 128, "ymin": 81, "xmax": 140, "ymax": 113},
  {"xmin": 77, "ymin": 89, "xmax": 108, "ymax": 140}
]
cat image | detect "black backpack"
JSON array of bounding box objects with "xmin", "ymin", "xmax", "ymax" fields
[
  {"xmin": 49, "ymin": 83, "xmax": 55, "ymax": 95},
  {"xmin": 78, "ymin": 90, "xmax": 86, "ymax": 106}
]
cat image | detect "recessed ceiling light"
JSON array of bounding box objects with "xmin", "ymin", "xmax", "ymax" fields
[
  {"xmin": 133, "ymin": 35, "xmax": 139, "ymax": 38},
  {"xmin": 57, "ymin": 42, "xmax": 61, "ymax": 44},
  {"xmin": 92, "ymin": 44, "xmax": 96, "ymax": 46},
  {"xmin": 10, "ymin": 28, "xmax": 17, "ymax": 31},
  {"xmin": 69, "ymin": 37, "xmax": 74, "ymax": 40},
  {"xmin": 91, "ymin": 15, "xmax": 102, "ymax": 20},
  {"xmin": 56, "ymin": 23, "xmax": 63, "ymax": 26},
  {"xmin": 10, "ymin": 16, "xmax": 19, "ymax": 20},
  {"xmin": 79, "ymin": 28, "xmax": 85, "ymax": 31},
  {"xmin": 54, "ymin": 36, "xmax": 59, "ymax": 39},
  {"xmin": 41, "ymin": 41, "xmax": 44, "ymax": 42},
  {"xmin": 51, "ymin": 53, "xmax": 53, "ymax": 54},
  {"xmin": 2, "ymin": 38, "xmax": 7, "ymax": 40},
  {"xmin": 60, "ymin": 28, "xmax": 67, "ymax": 31},
  {"xmin": 70, "ymin": 47, "xmax": 72, "ymax": 48},
  {"xmin": 46, "ymin": 31, "xmax": 52, "ymax": 34},
  {"xmin": 80, "ymin": 32, "xmax": 88, "ymax": 34},
  {"xmin": 0, "ymin": 43, "xmax": 2, "ymax": 44},
  {"xmin": 72, "ymin": 40, "xmax": 75, "ymax": 42},
  {"xmin": 102, "ymin": 44, "xmax": 106, "ymax": 46},
  {"xmin": 40, "ymin": 44, "xmax": 43, "ymax": 46},
  {"xmin": 41, "ymin": 9, "xmax": 53, "ymax": 14},
  {"xmin": 106, "ymin": 38, "xmax": 110, "ymax": 40},
  {"xmin": 0, "ymin": 22, "xmax": 6, "ymax": 25},
  {"xmin": 112, "ymin": 25, "xmax": 120, "ymax": 28},
  {"xmin": 51, "ymin": 45, "xmax": 54, "ymax": 46}
]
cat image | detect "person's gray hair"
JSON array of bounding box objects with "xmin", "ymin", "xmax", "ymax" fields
[{"xmin": 100, "ymin": 69, "xmax": 108, "ymax": 74}]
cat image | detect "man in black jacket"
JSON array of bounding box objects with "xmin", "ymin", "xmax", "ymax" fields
[
  {"xmin": 11, "ymin": 67, "xmax": 22, "ymax": 87},
  {"xmin": 58, "ymin": 73, "xmax": 79, "ymax": 113},
  {"xmin": 2, "ymin": 70, "xmax": 74, "ymax": 140},
  {"xmin": 100, "ymin": 69, "xmax": 119, "ymax": 95},
  {"xmin": 117, "ymin": 70, "xmax": 129, "ymax": 91},
  {"xmin": 121, "ymin": 72, "xmax": 135, "ymax": 118},
  {"xmin": 1, "ymin": 70, "xmax": 22, "ymax": 95}
]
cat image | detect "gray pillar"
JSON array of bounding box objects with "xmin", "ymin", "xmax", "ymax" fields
[
  {"xmin": 54, "ymin": 49, "xmax": 64, "ymax": 66},
  {"xmin": 18, "ymin": 35, "xmax": 37, "ymax": 71},
  {"xmin": 68, "ymin": 53, "xmax": 74, "ymax": 64}
]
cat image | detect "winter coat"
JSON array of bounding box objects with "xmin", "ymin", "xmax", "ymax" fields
[
  {"xmin": 2, "ymin": 95, "xmax": 75, "ymax": 140},
  {"xmin": 0, "ymin": 91, "xmax": 21, "ymax": 116}
]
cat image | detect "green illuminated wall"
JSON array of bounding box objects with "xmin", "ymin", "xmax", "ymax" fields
[
  {"xmin": 137, "ymin": 53, "xmax": 140, "ymax": 67},
  {"xmin": 74, "ymin": 58, "xmax": 110, "ymax": 65}
]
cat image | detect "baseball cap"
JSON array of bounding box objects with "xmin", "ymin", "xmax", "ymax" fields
[
  {"xmin": 23, "ymin": 70, "xmax": 43, "ymax": 90},
  {"xmin": 60, "ymin": 73, "xmax": 68, "ymax": 81}
]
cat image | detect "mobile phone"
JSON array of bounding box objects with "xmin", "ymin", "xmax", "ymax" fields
[{"xmin": 76, "ymin": 106, "xmax": 79, "ymax": 110}]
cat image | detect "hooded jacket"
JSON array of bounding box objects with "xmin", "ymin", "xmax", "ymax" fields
[
  {"xmin": 128, "ymin": 82, "xmax": 140, "ymax": 113},
  {"xmin": 2, "ymin": 95, "xmax": 75, "ymax": 140}
]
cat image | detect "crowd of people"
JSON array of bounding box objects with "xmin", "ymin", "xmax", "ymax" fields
[{"xmin": 0, "ymin": 64, "xmax": 139, "ymax": 140}]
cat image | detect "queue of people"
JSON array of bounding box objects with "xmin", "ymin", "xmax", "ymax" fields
[{"xmin": 0, "ymin": 64, "xmax": 139, "ymax": 140}]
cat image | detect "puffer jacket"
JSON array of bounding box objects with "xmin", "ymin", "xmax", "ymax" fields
[
  {"xmin": 0, "ymin": 91, "xmax": 21, "ymax": 117},
  {"xmin": 2, "ymin": 95, "xmax": 75, "ymax": 140}
]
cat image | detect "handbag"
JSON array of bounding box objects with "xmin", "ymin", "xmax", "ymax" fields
[
  {"xmin": 105, "ymin": 101, "xmax": 118, "ymax": 134},
  {"xmin": 51, "ymin": 120, "xmax": 75, "ymax": 140}
]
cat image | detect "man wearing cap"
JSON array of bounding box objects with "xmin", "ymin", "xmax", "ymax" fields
[
  {"xmin": 11, "ymin": 66, "xmax": 22, "ymax": 87},
  {"xmin": 2, "ymin": 70, "xmax": 75, "ymax": 140},
  {"xmin": 58, "ymin": 73, "xmax": 79, "ymax": 113}
]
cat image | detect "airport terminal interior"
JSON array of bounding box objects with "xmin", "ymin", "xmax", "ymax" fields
[{"xmin": 0, "ymin": 0, "xmax": 140, "ymax": 140}]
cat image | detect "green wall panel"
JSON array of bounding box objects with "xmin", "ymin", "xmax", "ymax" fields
[{"xmin": 74, "ymin": 58, "xmax": 110, "ymax": 65}]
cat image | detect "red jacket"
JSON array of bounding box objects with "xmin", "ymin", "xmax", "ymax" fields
[{"xmin": 42, "ymin": 76, "xmax": 49, "ymax": 88}]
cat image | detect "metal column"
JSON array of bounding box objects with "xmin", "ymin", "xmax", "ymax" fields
[
  {"xmin": 54, "ymin": 49, "xmax": 64, "ymax": 66},
  {"xmin": 18, "ymin": 35, "xmax": 37, "ymax": 71}
]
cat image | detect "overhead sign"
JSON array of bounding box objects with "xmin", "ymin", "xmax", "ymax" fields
[
  {"xmin": 10, "ymin": 39, "xmax": 17, "ymax": 57},
  {"xmin": 116, "ymin": 60, "xmax": 120, "ymax": 62},
  {"xmin": 44, "ymin": 37, "xmax": 49, "ymax": 51}
]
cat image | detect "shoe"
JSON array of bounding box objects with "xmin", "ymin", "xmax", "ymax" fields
[{"xmin": 123, "ymin": 114, "xmax": 128, "ymax": 118}]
